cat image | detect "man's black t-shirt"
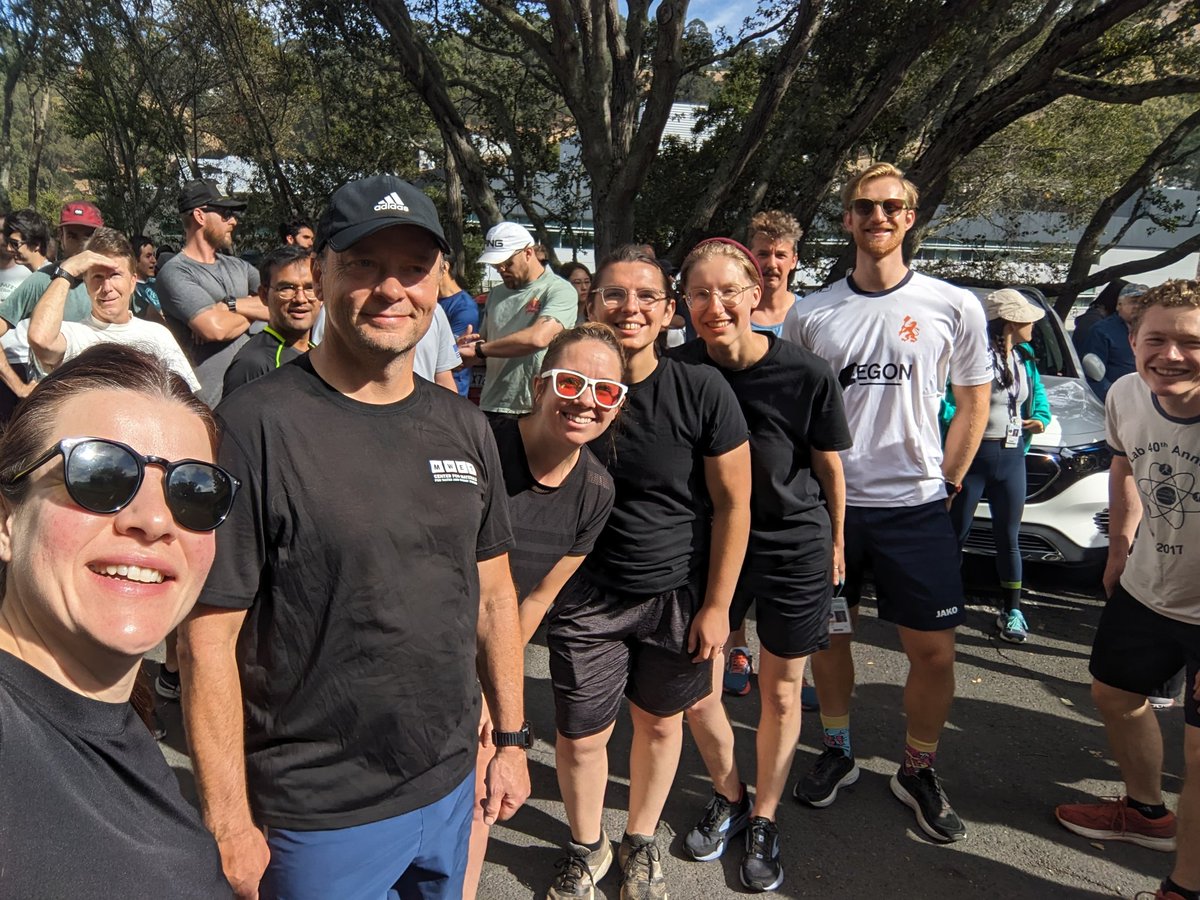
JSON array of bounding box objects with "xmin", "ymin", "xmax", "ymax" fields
[
  {"xmin": 0, "ymin": 652, "xmax": 230, "ymax": 898},
  {"xmin": 671, "ymin": 335, "xmax": 852, "ymax": 593},
  {"xmin": 490, "ymin": 416, "xmax": 614, "ymax": 599},
  {"xmin": 201, "ymin": 355, "xmax": 514, "ymax": 830},
  {"xmin": 582, "ymin": 355, "xmax": 748, "ymax": 595},
  {"xmin": 221, "ymin": 327, "xmax": 303, "ymax": 396}
]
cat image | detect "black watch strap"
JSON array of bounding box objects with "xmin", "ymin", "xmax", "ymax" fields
[
  {"xmin": 225, "ymin": 296, "xmax": 238, "ymax": 313},
  {"xmin": 492, "ymin": 721, "xmax": 532, "ymax": 749},
  {"xmin": 52, "ymin": 265, "xmax": 81, "ymax": 288},
  {"xmin": 475, "ymin": 340, "xmax": 487, "ymax": 360}
]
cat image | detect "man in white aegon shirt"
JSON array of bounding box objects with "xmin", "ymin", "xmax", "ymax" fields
[{"xmin": 783, "ymin": 161, "xmax": 990, "ymax": 843}]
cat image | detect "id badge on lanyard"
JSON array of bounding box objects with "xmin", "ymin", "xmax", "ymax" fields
[
  {"xmin": 998, "ymin": 349, "xmax": 1021, "ymax": 449},
  {"xmin": 829, "ymin": 582, "xmax": 852, "ymax": 635}
]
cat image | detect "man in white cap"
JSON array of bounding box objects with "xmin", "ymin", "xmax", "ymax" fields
[{"xmin": 458, "ymin": 222, "xmax": 577, "ymax": 418}]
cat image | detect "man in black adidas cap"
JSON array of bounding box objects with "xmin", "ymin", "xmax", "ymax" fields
[
  {"xmin": 157, "ymin": 179, "xmax": 267, "ymax": 406},
  {"xmin": 181, "ymin": 174, "xmax": 529, "ymax": 900}
]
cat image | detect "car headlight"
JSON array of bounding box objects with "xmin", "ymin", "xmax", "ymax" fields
[{"xmin": 1060, "ymin": 443, "xmax": 1112, "ymax": 477}]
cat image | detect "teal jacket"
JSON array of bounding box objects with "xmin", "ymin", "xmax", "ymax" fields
[{"xmin": 939, "ymin": 342, "xmax": 1051, "ymax": 453}]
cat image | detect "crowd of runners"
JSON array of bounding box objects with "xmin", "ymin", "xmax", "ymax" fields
[{"xmin": 0, "ymin": 160, "xmax": 1198, "ymax": 900}]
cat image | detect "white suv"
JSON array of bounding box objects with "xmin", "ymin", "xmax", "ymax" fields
[{"xmin": 960, "ymin": 286, "xmax": 1110, "ymax": 569}]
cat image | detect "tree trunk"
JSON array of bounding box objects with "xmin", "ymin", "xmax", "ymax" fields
[
  {"xmin": 443, "ymin": 142, "xmax": 466, "ymax": 281},
  {"xmin": 26, "ymin": 86, "xmax": 51, "ymax": 207}
]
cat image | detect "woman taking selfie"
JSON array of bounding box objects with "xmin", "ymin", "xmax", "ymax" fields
[{"xmin": 0, "ymin": 344, "xmax": 239, "ymax": 897}]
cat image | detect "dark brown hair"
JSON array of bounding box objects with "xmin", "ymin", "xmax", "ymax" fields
[{"xmin": 539, "ymin": 322, "xmax": 629, "ymax": 383}]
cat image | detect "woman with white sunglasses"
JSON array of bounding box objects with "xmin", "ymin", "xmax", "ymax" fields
[
  {"xmin": 465, "ymin": 322, "xmax": 626, "ymax": 899},
  {"xmin": 0, "ymin": 344, "xmax": 237, "ymax": 897}
]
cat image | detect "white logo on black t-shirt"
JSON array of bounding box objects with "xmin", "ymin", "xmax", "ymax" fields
[{"xmin": 429, "ymin": 459, "xmax": 478, "ymax": 485}]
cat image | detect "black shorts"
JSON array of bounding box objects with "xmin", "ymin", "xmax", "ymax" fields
[
  {"xmin": 842, "ymin": 500, "xmax": 965, "ymax": 631},
  {"xmin": 547, "ymin": 577, "xmax": 712, "ymax": 738},
  {"xmin": 1090, "ymin": 584, "xmax": 1200, "ymax": 728},
  {"xmin": 730, "ymin": 564, "xmax": 832, "ymax": 659}
]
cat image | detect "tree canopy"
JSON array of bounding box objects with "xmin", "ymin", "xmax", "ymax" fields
[{"xmin": 0, "ymin": 0, "xmax": 1196, "ymax": 303}]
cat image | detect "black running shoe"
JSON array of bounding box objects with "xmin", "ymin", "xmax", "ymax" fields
[
  {"xmin": 684, "ymin": 785, "xmax": 750, "ymax": 861},
  {"xmin": 890, "ymin": 766, "xmax": 967, "ymax": 842},
  {"xmin": 793, "ymin": 747, "xmax": 859, "ymax": 808},
  {"xmin": 740, "ymin": 817, "xmax": 783, "ymax": 893},
  {"xmin": 155, "ymin": 666, "xmax": 181, "ymax": 701}
]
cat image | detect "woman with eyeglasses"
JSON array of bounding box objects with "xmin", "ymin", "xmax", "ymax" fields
[
  {"xmin": 0, "ymin": 344, "xmax": 237, "ymax": 897},
  {"xmin": 463, "ymin": 322, "xmax": 625, "ymax": 899},
  {"xmin": 542, "ymin": 245, "xmax": 750, "ymax": 900},
  {"xmin": 671, "ymin": 238, "xmax": 850, "ymax": 893}
]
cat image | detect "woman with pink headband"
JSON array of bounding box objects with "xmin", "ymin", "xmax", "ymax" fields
[{"xmin": 674, "ymin": 238, "xmax": 851, "ymax": 893}]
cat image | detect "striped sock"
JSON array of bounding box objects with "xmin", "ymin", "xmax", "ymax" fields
[
  {"xmin": 820, "ymin": 713, "xmax": 851, "ymax": 756},
  {"xmin": 903, "ymin": 733, "xmax": 938, "ymax": 775}
]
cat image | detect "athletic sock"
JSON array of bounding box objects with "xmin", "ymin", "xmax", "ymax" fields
[
  {"xmin": 902, "ymin": 733, "xmax": 938, "ymax": 775},
  {"xmin": 1000, "ymin": 582, "xmax": 1021, "ymax": 613},
  {"xmin": 1163, "ymin": 878, "xmax": 1200, "ymax": 900},
  {"xmin": 574, "ymin": 834, "xmax": 605, "ymax": 853},
  {"xmin": 623, "ymin": 832, "xmax": 654, "ymax": 848},
  {"xmin": 1126, "ymin": 795, "xmax": 1170, "ymax": 819},
  {"xmin": 820, "ymin": 713, "xmax": 851, "ymax": 756}
]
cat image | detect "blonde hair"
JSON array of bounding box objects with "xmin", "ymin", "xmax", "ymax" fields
[
  {"xmin": 748, "ymin": 210, "xmax": 801, "ymax": 247},
  {"xmin": 840, "ymin": 162, "xmax": 920, "ymax": 212},
  {"xmin": 1130, "ymin": 280, "xmax": 1200, "ymax": 333},
  {"xmin": 679, "ymin": 240, "xmax": 761, "ymax": 291}
]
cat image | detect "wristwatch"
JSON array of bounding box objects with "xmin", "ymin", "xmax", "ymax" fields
[
  {"xmin": 945, "ymin": 480, "xmax": 962, "ymax": 497},
  {"xmin": 51, "ymin": 265, "xmax": 81, "ymax": 288},
  {"xmin": 492, "ymin": 721, "xmax": 532, "ymax": 749},
  {"xmin": 475, "ymin": 340, "xmax": 488, "ymax": 359},
  {"xmin": 224, "ymin": 296, "xmax": 238, "ymax": 313}
]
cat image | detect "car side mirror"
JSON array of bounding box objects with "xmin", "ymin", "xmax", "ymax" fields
[{"xmin": 1081, "ymin": 353, "xmax": 1106, "ymax": 382}]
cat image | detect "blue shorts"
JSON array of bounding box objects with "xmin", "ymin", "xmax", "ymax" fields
[
  {"xmin": 261, "ymin": 773, "xmax": 475, "ymax": 900},
  {"xmin": 842, "ymin": 500, "xmax": 965, "ymax": 631}
]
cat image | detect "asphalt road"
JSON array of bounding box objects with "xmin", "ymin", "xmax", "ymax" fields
[{"xmin": 154, "ymin": 561, "xmax": 1184, "ymax": 899}]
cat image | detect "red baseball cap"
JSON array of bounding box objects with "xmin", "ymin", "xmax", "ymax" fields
[{"xmin": 59, "ymin": 201, "xmax": 104, "ymax": 229}]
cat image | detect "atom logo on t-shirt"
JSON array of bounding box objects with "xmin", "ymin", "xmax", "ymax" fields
[
  {"xmin": 898, "ymin": 315, "xmax": 920, "ymax": 343},
  {"xmin": 428, "ymin": 459, "xmax": 479, "ymax": 485},
  {"xmin": 1136, "ymin": 460, "xmax": 1200, "ymax": 529}
]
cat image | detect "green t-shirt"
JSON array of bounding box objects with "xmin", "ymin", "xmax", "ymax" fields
[
  {"xmin": 479, "ymin": 268, "xmax": 578, "ymax": 414},
  {"xmin": 0, "ymin": 272, "xmax": 93, "ymax": 329}
]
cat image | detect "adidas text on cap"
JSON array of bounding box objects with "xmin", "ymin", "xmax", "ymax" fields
[
  {"xmin": 477, "ymin": 222, "xmax": 535, "ymax": 265},
  {"xmin": 316, "ymin": 175, "xmax": 450, "ymax": 254}
]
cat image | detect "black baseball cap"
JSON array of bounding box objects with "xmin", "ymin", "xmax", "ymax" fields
[
  {"xmin": 316, "ymin": 175, "xmax": 449, "ymax": 254},
  {"xmin": 178, "ymin": 179, "xmax": 248, "ymax": 214}
]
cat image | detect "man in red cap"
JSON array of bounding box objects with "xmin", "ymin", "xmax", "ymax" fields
[{"xmin": 0, "ymin": 202, "xmax": 103, "ymax": 415}]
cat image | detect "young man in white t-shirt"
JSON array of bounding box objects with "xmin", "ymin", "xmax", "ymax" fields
[
  {"xmin": 1055, "ymin": 280, "xmax": 1200, "ymax": 900},
  {"xmin": 26, "ymin": 227, "xmax": 199, "ymax": 391},
  {"xmin": 783, "ymin": 162, "xmax": 990, "ymax": 842}
]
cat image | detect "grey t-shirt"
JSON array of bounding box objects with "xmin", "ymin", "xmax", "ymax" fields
[
  {"xmin": 157, "ymin": 252, "xmax": 260, "ymax": 407},
  {"xmin": 0, "ymin": 270, "xmax": 93, "ymax": 367},
  {"xmin": 983, "ymin": 348, "xmax": 1029, "ymax": 440},
  {"xmin": 0, "ymin": 263, "xmax": 30, "ymax": 303}
]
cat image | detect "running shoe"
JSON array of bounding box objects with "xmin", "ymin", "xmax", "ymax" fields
[
  {"xmin": 740, "ymin": 817, "xmax": 784, "ymax": 893},
  {"xmin": 1055, "ymin": 797, "xmax": 1176, "ymax": 851},
  {"xmin": 998, "ymin": 609, "xmax": 1029, "ymax": 643},
  {"xmin": 155, "ymin": 666, "xmax": 181, "ymax": 701},
  {"xmin": 890, "ymin": 766, "xmax": 967, "ymax": 842},
  {"xmin": 723, "ymin": 647, "xmax": 753, "ymax": 697},
  {"xmin": 793, "ymin": 747, "xmax": 859, "ymax": 808},
  {"xmin": 548, "ymin": 831, "xmax": 613, "ymax": 900},
  {"xmin": 618, "ymin": 834, "xmax": 667, "ymax": 900},
  {"xmin": 1135, "ymin": 888, "xmax": 1187, "ymax": 900},
  {"xmin": 684, "ymin": 785, "xmax": 750, "ymax": 861},
  {"xmin": 1149, "ymin": 696, "xmax": 1177, "ymax": 710}
]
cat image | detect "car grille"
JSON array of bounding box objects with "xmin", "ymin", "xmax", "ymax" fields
[
  {"xmin": 1025, "ymin": 451, "xmax": 1060, "ymax": 499},
  {"xmin": 963, "ymin": 527, "xmax": 1064, "ymax": 562},
  {"xmin": 1093, "ymin": 509, "xmax": 1109, "ymax": 535}
]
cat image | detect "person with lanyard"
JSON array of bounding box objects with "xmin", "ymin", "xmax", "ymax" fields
[
  {"xmin": 221, "ymin": 245, "xmax": 320, "ymax": 397},
  {"xmin": 941, "ymin": 289, "xmax": 1050, "ymax": 643},
  {"xmin": 464, "ymin": 322, "xmax": 625, "ymax": 900},
  {"xmin": 542, "ymin": 244, "xmax": 750, "ymax": 900},
  {"xmin": 672, "ymin": 238, "xmax": 850, "ymax": 892}
]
